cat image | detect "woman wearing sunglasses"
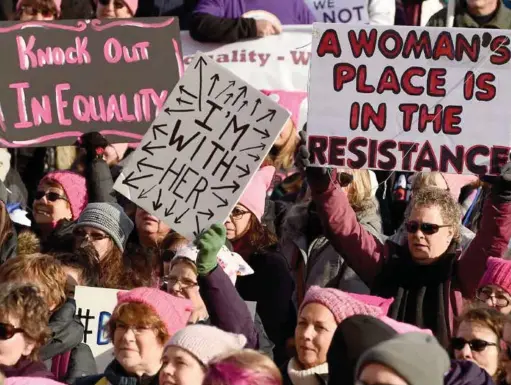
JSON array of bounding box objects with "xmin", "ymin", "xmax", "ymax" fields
[
  {"xmin": 303, "ymin": 153, "xmax": 511, "ymax": 346},
  {"xmin": 477, "ymin": 258, "xmax": 511, "ymax": 315},
  {"xmin": 95, "ymin": 0, "xmax": 137, "ymax": 18},
  {"xmin": 451, "ymin": 306, "xmax": 504, "ymax": 380},
  {"xmin": 15, "ymin": 0, "xmax": 60, "ymax": 20}
]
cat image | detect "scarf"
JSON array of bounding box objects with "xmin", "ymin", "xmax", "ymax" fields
[
  {"xmin": 287, "ymin": 358, "xmax": 328, "ymax": 385},
  {"xmin": 103, "ymin": 360, "xmax": 159, "ymax": 385},
  {"xmin": 371, "ymin": 242, "xmax": 457, "ymax": 347}
]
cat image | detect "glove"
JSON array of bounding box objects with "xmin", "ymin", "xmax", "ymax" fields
[
  {"xmin": 196, "ymin": 224, "xmax": 226, "ymax": 276},
  {"xmin": 482, "ymin": 161, "xmax": 511, "ymax": 202},
  {"xmin": 76, "ymin": 132, "xmax": 109, "ymax": 161}
]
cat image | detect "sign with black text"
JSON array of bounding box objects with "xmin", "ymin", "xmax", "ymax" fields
[
  {"xmin": 305, "ymin": 0, "xmax": 368, "ymax": 24},
  {"xmin": 114, "ymin": 53, "xmax": 289, "ymax": 239}
]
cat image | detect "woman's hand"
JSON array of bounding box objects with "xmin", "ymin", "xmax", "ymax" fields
[{"xmin": 186, "ymin": 286, "xmax": 209, "ymax": 323}]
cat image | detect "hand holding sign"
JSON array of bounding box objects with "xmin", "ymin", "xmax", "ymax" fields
[{"xmin": 114, "ymin": 53, "xmax": 290, "ymax": 239}]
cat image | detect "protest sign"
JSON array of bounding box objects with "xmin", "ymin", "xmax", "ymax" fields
[
  {"xmin": 305, "ymin": 0, "xmax": 368, "ymax": 24},
  {"xmin": 181, "ymin": 26, "xmax": 311, "ymax": 92},
  {"xmin": 307, "ymin": 24, "xmax": 511, "ymax": 175},
  {"xmin": 0, "ymin": 17, "xmax": 181, "ymax": 147},
  {"xmin": 114, "ymin": 53, "xmax": 290, "ymax": 239},
  {"xmin": 75, "ymin": 286, "xmax": 121, "ymax": 372}
]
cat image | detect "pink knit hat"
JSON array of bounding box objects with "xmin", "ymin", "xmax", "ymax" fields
[
  {"xmin": 238, "ymin": 166, "xmax": 275, "ymax": 222},
  {"xmin": 260, "ymin": 90, "xmax": 307, "ymax": 130},
  {"xmin": 116, "ymin": 287, "xmax": 193, "ymax": 336},
  {"xmin": 94, "ymin": 0, "xmax": 138, "ymax": 15},
  {"xmin": 16, "ymin": 0, "xmax": 62, "ymax": 14},
  {"xmin": 300, "ymin": 286, "xmax": 385, "ymax": 325},
  {"xmin": 381, "ymin": 316, "xmax": 433, "ymax": 335},
  {"xmin": 478, "ymin": 257, "xmax": 511, "ymax": 295},
  {"xmin": 39, "ymin": 171, "xmax": 88, "ymax": 220},
  {"xmin": 6, "ymin": 378, "xmax": 64, "ymax": 385}
]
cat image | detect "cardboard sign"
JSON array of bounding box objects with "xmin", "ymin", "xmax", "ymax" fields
[
  {"xmin": 114, "ymin": 53, "xmax": 289, "ymax": 239},
  {"xmin": 0, "ymin": 17, "xmax": 181, "ymax": 147},
  {"xmin": 75, "ymin": 286, "xmax": 121, "ymax": 373},
  {"xmin": 307, "ymin": 24, "xmax": 511, "ymax": 175},
  {"xmin": 181, "ymin": 26, "xmax": 311, "ymax": 92},
  {"xmin": 305, "ymin": 0, "xmax": 368, "ymax": 24}
]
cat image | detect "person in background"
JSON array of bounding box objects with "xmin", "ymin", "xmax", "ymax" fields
[
  {"xmin": 76, "ymin": 287, "xmax": 193, "ymax": 385},
  {"xmin": 135, "ymin": 208, "xmax": 172, "ymax": 249},
  {"xmin": 477, "ymin": 258, "xmax": 511, "ymax": 315},
  {"xmin": 14, "ymin": 0, "xmax": 59, "ymax": 20},
  {"xmin": 160, "ymin": 325, "xmax": 247, "ymax": 385},
  {"xmin": 189, "ymin": 0, "xmax": 314, "ymax": 43},
  {"xmin": 451, "ymin": 306, "xmax": 503, "ymax": 380},
  {"xmin": 0, "ymin": 283, "xmax": 52, "ymax": 379},
  {"xmin": 204, "ymin": 350, "xmax": 282, "ymax": 385},
  {"xmin": 95, "ymin": 0, "xmax": 136, "ymax": 18},
  {"xmin": 427, "ymin": 0, "xmax": 511, "ymax": 28},
  {"xmin": 356, "ymin": 333, "xmax": 450, "ymax": 385},
  {"xmin": 54, "ymin": 247, "xmax": 101, "ymax": 298},
  {"xmin": 136, "ymin": 0, "xmax": 197, "ymax": 29}
]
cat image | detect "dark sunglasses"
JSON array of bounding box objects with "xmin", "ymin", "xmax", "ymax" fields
[
  {"xmin": 0, "ymin": 322, "xmax": 24, "ymax": 340},
  {"xmin": 451, "ymin": 337, "xmax": 497, "ymax": 352},
  {"xmin": 337, "ymin": 172, "xmax": 354, "ymax": 187},
  {"xmin": 35, "ymin": 190, "xmax": 68, "ymax": 203},
  {"xmin": 98, "ymin": 0, "xmax": 126, "ymax": 8},
  {"xmin": 405, "ymin": 220, "xmax": 451, "ymax": 235}
]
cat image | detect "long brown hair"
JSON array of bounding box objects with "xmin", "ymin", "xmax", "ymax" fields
[
  {"xmin": 98, "ymin": 243, "xmax": 124, "ymax": 289},
  {"xmin": 246, "ymin": 215, "xmax": 278, "ymax": 252}
]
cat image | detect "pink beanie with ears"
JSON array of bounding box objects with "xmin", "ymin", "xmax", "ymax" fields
[
  {"xmin": 39, "ymin": 171, "xmax": 88, "ymax": 220},
  {"xmin": 16, "ymin": 0, "xmax": 62, "ymax": 14},
  {"xmin": 260, "ymin": 90, "xmax": 307, "ymax": 130},
  {"xmin": 238, "ymin": 166, "xmax": 275, "ymax": 222},
  {"xmin": 478, "ymin": 257, "xmax": 511, "ymax": 295}
]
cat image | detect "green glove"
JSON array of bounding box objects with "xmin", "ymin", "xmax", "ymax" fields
[{"xmin": 196, "ymin": 224, "xmax": 226, "ymax": 276}]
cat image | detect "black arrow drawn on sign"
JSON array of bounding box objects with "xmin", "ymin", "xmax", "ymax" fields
[
  {"xmin": 179, "ymin": 85, "xmax": 197, "ymax": 99},
  {"xmin": 253, "ymin": 127, "xmax": 270, "ymax": 140},
  {"xmin": 225, "ymin": 93, "xmax": 234, "ymax": 104},
  {"xmin": 236, "ymin": 164, "xmax": 251, "ymax": 178},
  {"xmin": 164, "ymin": 200, "xmax": 177, "ymax": 217},
  {"xmin": 174, "ymin": 208, "xmax": 190, "ymax": 224},
  {"xmin": 248, "ymin": 153, "xmax": 261, "ymax": 162},
  {"xmin": 208, "ymin": 74, "xmax": 220, "ymax": 97},
  {"xmin": 216, "ymin": 81, "xmax": 235, "ymax": 99},
  {"xmin": 238, "ymin": 101, "xmax": 248, "ymax": 112},
  {"xmin": 213, "ymin": 193, "xmax": 228, "ymax": 208},
  {"xmin": 194, "ymin": 56, "xmax": 207, "ymax": 111},
  {"xmin": 232, "ymin": 86, "xmax": 248, "ymax": 106},
  {"xmin": 142, "ymin": 141, "xmax": 166, "ymax": 156},
  {"xmin": 176, "ymin": 97, "xmax": 192, "ymax": 106},
  {"xmin": 198, "ymin": 209, "xmax": 214, "ymax": 220},
  {"xmin": 152, "ymin": 189, "xmax": 163, "ymax": 211},
  {"xmin": 152, "ymin": 124, "xmax": 168, "ymax": 141},
  {"xmin": 138, "ymin": 185, "xmax": 156, "ymax": 199},
  {"xmin": 256, "ymin": 109, "xmax": 277, "ymax": 123},
  {"xmin": 137, "ymin": 157, "xmax": 164, "ymax": 173},
  {"xmin": 122, "ymin": 172, "xmax": 153, "ymax": 190},
  {"xmin": 251, "ymin": 98, "xmax": 261, "ymax": 116},
  {"xmin": 193, "ymin": 216, "xmax": 202, "ymax": 238},
  {"xmin": 241, "ymin": 143, "xmax": 265, "ymax": 152},
  {"xmin": 165, "ymin": 107, "xmax": 194, "ymax": 114},
  {"xmin": 211, "ymin": 181, "xmax": 240, "ymax": 194}
]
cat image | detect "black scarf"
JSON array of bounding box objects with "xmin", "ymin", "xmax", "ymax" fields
[
  {"xmin": 104, "ymin": 360, "xmax": 159, "ymax": 385},
  {"xmin": 371, "ymin": 243, "xmax": 457, "ymax": 347}
]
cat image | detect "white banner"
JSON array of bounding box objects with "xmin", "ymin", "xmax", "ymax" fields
[
  {"xmin": 305, "ymin": 0, "xmax": 368, "ymax": 24},
  {"xmin": 307, "ymin": 23, "xmax": 511, "ymax": 175},
  {"xmin": 181, "ymin": 26, "xmax": 312, "ymax": 92}
]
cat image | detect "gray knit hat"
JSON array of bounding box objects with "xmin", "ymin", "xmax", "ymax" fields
[
  {"xmin": 166, "ymin": 325, "xmax": 247, "ymax": 366},
  {"xmin": 75, "ymin": 202, "xmax": 134, "ymax": 251},
  {"xmin": 356, "ymin": 332, "xmax": 450, "ymax": 385}
]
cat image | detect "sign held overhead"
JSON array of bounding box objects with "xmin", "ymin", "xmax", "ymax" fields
[{"xmin": 114, "ymin": 53, "xmax": 290, "ymax": 239}]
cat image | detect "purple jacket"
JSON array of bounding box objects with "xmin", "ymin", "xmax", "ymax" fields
[
  {"xmin": 194, "ymin": 0, "xmax": 315, "ymax": 24},
  {"xmin": 0, "ymin": 358, "xmax": 55, "ymax": 380}
]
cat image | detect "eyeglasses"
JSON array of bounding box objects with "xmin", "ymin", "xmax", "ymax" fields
[
  {"xmin": 114, "ymin": 321, "xmax": 153, "ymax": 335},
  {"xmin": 230, "ymin": 207, "xmax": 250, "ymax": 220},
  {"xmin": 405, "ymin": 220, "xmax": 451, "ymax": 235},
  {"xmin": 0, "ymin": 322, "xmax": 24, "ymax": 340},
  {"xmin": 167, "ymin": 276, "xmax": 198, "ymax": 289},
  {"xmin": 451, "ymin": 337, "xmax": 497, "ymax": 352},
  {"xmin": 35, "ymin": 191, "xmax": 69, "ymax": 203},
  {"xmin": 74, "ymin": 228, "xmax": 110, "ymax": 242},
  {"xmin": 337, "ymin": 172, "xmax": 354, "ymax": 187},
  {"xmin": 21, "ymin": 5, "xmax": 55, "ymax": 16},
  {"xmin": 98, "ymin": 0, "xmax": 126, "ymax": 8},
  {"xmin": 477, "ymin": 287, "xmax": 510, "ymax": 308}
]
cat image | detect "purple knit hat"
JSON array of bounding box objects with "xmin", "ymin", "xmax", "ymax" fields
[
  {"xmin": 300, "ymin": 286, "xmax": 385, "ymax": 325},
  {"xmin": 116, "ymin": 287, "xmax": 193, "ymax": 337},
  {"xmin": 39, "ymin": 171, "xmax": 88, "ymax": 220},
  {"xmin": 478, "ymin": 257, "xmax": 511, "ymax": 295}
]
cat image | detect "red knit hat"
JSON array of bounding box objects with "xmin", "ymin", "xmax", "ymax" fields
[
  {"xmin": 116, "ymin": 287, "xmax": 193, "ymax": 336},
  {"xmin": 39, "ymin": 171, "xmax": 88, "ymax": 220},
  {"xmin": 478, "ymin": 257, "xmax": 511, "ymax": 295}
]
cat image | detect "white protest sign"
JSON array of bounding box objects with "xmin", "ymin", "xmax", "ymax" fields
[
  {"xmin": 75, "ymin": 286, "xmax": 121, "ymax": 373},
  {"xmin": 305, "ymin": 0, "xmax": 368, "ymax": 24},
  {"xmin": 114, "ymin": 53, "xmax": 290, "ymax": 239},
  {"xmin": 307, "ymin": 24, "xmax": 511, "ymax": 175},
  {"xmin": 180, "ymin": 26, "xmax": 312, "ymax": 91}
]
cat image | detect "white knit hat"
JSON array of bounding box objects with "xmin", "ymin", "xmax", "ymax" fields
[{"xmin": 167, "ymin": 325, "xmax": 247, "ymax": 366}]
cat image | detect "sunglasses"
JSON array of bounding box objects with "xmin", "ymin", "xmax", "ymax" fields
[
  {"xmin": 0, "ymin": 322, "xmax": 24, "ymax": 340},
  {"xmin": 35, "ymin": 190, "xmax": 68, "ymax": 203},
  {"xmin": 98, "ymin": 0, "xmax": 126, "ymax": 8},
  {"xmin": 405, "ymin": 220, "xmax": 451, "ymax": 235},
  {"xmin": 451, "ymin": 337, "xmax": 497, "ymax": 352}
]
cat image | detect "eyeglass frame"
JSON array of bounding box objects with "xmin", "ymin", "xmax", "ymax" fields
[
  {"xmin": 476, "ymin": 286, "xmax": 511, "ymax": 308},
  {"xmin": 73, "ymin": 228, "xmax": 110, "ymax": 242}
]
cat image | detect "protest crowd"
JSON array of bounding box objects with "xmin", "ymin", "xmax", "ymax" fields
[{"xmin": 0, "ymin": 0, "xmax": 511, "ymax": 384}]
